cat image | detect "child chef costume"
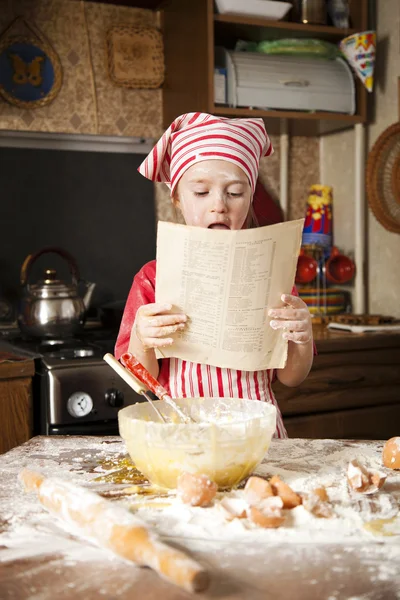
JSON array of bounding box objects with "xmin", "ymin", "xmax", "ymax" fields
[{"xmin": 116, "ymin": 112, "xmax": 291, "ymax": 438}]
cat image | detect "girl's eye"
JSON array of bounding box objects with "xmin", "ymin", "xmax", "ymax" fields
[
  {"xmin": 228, "ymin": 192, "xmax": 243, "ymax": 197},
  {"xmin": 194, "ymin": 191, "xmax": 209, "ymax": 197}
]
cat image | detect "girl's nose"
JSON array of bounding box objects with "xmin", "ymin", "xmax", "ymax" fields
[{"xmin": 211, "ymin": 192, "xmax": 227, "ymax": 212}]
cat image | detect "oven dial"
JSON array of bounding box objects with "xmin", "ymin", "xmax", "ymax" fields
[
  {"xmin": 67, "ymin": 392, "xmax": 94, "ymax": 418},
  {"xmin": 105, "ymin": 388, "xmax": 124, "ymax": 408}
]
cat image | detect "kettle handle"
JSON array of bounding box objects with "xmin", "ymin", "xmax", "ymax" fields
[{"xmin": 20, "ymin": 247, "xmax": 81, "ymax": 288}]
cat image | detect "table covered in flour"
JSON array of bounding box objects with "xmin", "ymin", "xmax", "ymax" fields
[{"xmin": 0, "ymin": 436, "xmax": 399, "ymax": 599}]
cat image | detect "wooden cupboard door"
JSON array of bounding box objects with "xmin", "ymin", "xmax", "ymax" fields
[
  {"xmin": 0, "ymin": 378, "xmax": 33, "ymax": 454},
  {"xmin": 274, "ymin": 348, "xmax": 400, "ymax": 416},
  {"xmin": 284, "ymin": 403, "xmax": 400, "ymax": 440}
]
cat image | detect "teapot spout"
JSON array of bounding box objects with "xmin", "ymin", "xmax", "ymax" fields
[{"xmin": 82, "ymin": 282, "xmax": 96, "ymax": 310}]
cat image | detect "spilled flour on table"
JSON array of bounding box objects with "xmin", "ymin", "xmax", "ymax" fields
[
  {"xmin": 0, "ymin": 437, "xmax": 399, "ymax": 599},
  {"xmin": 129, "ymin": 440, "xmax": 400, "ymax": 545}
]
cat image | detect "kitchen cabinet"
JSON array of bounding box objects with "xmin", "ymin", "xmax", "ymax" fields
[
  {"xmin": 0, "ymin": 357, "xmax": 35, "ymax": 454},
  {"xmin": 275, "ymin": 327, "xmax": 400, "ymax": 440},
  {"xmin": 162, "ymin": 0, "xmax": 368, "ymax": 135}
]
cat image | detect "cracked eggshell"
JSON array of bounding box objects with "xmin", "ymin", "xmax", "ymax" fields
[
  {"xmin": 313, "ymin": 487, "xmax": 329, "ymax": 503},
  {"xmin": 244, "ymin": 476, "xmax": 273, "ymax": 506},
  {"xmin": 258, "ymin": 495, "xmax": 284, "ymax": 513},
  {"xmin": 269, "ymin": 475, "xmax": 302, "ymax": 508},
  {"xmin": 347, "ymin": 459, "xmax": 371, "ymax": 492},
  {"xmin": 347, "ymin": 459, "xmax": 387, "ymax": 495},
  {"xmin": 302, "ymin": 489, "xmax": 335, "ymax": 519},
  {"xmin": 369, "ymin": 470, "xmax": 387, "ymax": 492},
  {"xmin": 247, "ymin": 506, "xmax": 285, "ymax": 529},
  {"xmin": 218, "ymin": 497, "xmax": 248, "ymax": 521},
  {"xmin": 177, "ymin": 472, "xmax": 218, "ymax": 507}
]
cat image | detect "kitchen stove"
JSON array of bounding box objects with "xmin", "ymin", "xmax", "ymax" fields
[{"xmin": 1, "ymin": 325, "xmax": 143, "ymax": 436}]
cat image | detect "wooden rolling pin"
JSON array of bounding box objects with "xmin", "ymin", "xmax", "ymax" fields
[{"xmin": 19, "ymin": 469, "xmax": 209, "ymax": 593}]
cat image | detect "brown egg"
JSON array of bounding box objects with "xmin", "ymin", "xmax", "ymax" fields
[
  {"xmin": 244, "ymin": 476, "xmax": 273, "ymax": 506},
  {"xmin": 269, "ymin": 475, "xmax": 302, "ymax": 509},
  {"xmin": 177, "ymin": 472, "xmax": 218, "ymax": 507},
  {"xmin": 382, "ymin": 437, "xmax": 400, "ymax": 470}
]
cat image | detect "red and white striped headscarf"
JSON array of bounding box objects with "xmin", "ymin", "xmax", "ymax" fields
[{"xmin": 138, "ymin": 112, "xmax": 273, "ymax": 196}]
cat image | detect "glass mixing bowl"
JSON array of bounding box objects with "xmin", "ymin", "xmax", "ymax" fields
[{"xmin": 118, "ymin": 397, "xmax": 276, "ymax": 490}]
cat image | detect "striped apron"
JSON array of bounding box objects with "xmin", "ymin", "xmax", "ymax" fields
[{"xmin": 166, "ymin": 358, "xmax": 287, "ymax": 439}]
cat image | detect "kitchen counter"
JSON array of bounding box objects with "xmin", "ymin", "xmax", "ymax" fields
[
  {"xmin": 275, "ymin": 325, "xmax": 400, "ymax": 440},
  {"xmin": 0, "ymin": 435, "xmax": 399, "ymax": 599},
  {"xmin": 0, "ymin": 347, "xmax": 35, "ymax": 453},
  {"xmin": 312, "ymin": 323, "xmax": 400, "ymax": 351},
  {"xmin": 0, "ymin": 326, "xmax": 399, "ymax": 445}
]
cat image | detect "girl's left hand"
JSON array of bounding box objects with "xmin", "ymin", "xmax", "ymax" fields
[{"xmin": 268, "ymin": 294, "xmax": 312, "ymax": 344}]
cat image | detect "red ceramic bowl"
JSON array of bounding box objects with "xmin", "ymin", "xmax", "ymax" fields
[
  {"xmin": 325, "ymin": 247, "xmax": 355, "ymax": 284},
  {"xmin": 295, "ymin": 251, "xmax": 318, "ymax": 284}
]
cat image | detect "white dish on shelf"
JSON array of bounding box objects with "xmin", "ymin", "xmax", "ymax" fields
[
  {"xmin": 215, "ymin": 0, "xmax": 292, "ymax": 20},
  {"xmin": 327, "ymin": 322, "xmax": 400, "ymax": 333}
]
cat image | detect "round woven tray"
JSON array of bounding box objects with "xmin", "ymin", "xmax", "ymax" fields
[{"xmin": 366, "ymin": 121, "xmax": 400, "ymax": 234}]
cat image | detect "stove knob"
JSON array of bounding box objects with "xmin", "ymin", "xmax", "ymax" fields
[{"xmin": 105, "ymin": 388, "xmax": 124, "ymax": 408}]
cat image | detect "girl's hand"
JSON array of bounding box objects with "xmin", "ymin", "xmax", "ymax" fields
[
  {"xmin": 268, "ymin": 294, "xmax": 312, "ymax": 345},
  {"xmin": 133, "ymin": 303, "xmax": 187, "ymax": 351}
]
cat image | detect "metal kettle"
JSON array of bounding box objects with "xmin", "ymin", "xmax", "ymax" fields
[{"xmin": 18, "ymin": 247, "xmax": 96, "ymax": 338}]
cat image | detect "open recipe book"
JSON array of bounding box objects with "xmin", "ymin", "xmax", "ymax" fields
[{"xmin": 155, "ymin": 219, "xmax": 304, "ymax": 371}]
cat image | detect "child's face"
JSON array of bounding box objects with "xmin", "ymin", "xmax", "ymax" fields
[{"xmin": 173, "ymin": 160, "xmax": 252, "ymax": 230}]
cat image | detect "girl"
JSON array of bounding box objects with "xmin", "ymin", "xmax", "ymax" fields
[{"xmin": 115, "ymin": 113, "xmax": 314, "ymax": 438}]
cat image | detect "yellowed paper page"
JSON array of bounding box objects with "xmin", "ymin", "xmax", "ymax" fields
[{"xmin": 155, "ymin": 219, "xmax": 304, "ymax": 371}]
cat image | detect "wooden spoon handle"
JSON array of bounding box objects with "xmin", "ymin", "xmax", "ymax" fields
[
  {"xmin": 103, "ymin": 353, "xmax": 166, "ymax": 422},
  {"xmin": 120, "ymin": 353, "xmax": 193, "ymax": 423},
  {"xmin": 103, "ymin": 352, "xmax": 148, "ymax": 395},
  {"xmin": 120, "ymin": 352, "xmax": 170, "ymax": 401}
]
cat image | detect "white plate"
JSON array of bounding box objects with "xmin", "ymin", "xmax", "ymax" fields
[
  {"xmin": 215, "ymin": 0, "xmax": 292, "ymax": 20},
  {"xmin": 327, "ymin": 322, "xmax": 400, "ymax": 333}
]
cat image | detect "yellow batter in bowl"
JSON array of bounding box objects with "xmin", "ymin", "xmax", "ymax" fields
[{"xmin": 118, "ymin": 397, "xmax": 276, "ymax": 490}]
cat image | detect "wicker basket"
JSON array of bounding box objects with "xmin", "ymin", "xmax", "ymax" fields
[
  {"xmin": 107, "ymin": 25, "xmax": 164, "ymax": 89},
  {"xmin": 366, "ymin": 122, "xmax": 400, "ymax": 234}
]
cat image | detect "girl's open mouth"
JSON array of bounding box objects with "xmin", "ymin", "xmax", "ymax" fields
[{"xmin": 208, "ymin": 223, "xmax": 230, "ymax": 230}]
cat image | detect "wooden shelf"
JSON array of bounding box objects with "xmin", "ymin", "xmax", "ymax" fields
[
  {"xmin": 214, "ymin": 14, "xmax": 357, "ymax": 40},
  {"xmin": 213, "ymin": 105, "xmax": 363, "ymax": 122},
  {"xmin": 84, "ymin": 0, "xmax": 165, "ymax": 8},
  {"xmin": 162, "ymin": 0, "xmax": 368, "ymax": 133},
  {"xmin": 212, "ymin": 105, "xmax": 364, "ymax": 136}
]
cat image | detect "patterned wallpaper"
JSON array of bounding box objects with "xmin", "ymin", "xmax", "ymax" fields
[
  {"xmin": 0, "ymin": 0, "xmax": 319, "ymax": 222},
  {"xmin": 0, "ymin": 0, "xmax": 163, "ymax": 138}
]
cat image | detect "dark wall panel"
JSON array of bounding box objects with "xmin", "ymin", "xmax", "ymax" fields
[{"xmin": 0, "ymin": 147, "xmax": 156, "ymax": 315}]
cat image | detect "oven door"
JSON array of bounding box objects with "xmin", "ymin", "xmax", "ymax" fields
[{"xmin": 38, "ymin": 361, "xmax": 144, "ymax": 435}]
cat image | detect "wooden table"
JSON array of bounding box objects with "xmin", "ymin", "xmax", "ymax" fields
[{"xmin": 0, "ymin": 436, "xmax": 399, "ymax": 599}]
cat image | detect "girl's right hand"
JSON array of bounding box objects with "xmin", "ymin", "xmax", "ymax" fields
[{"xmin": 133, "ymin": 303, "xmax": 187, "ymax": 351}]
